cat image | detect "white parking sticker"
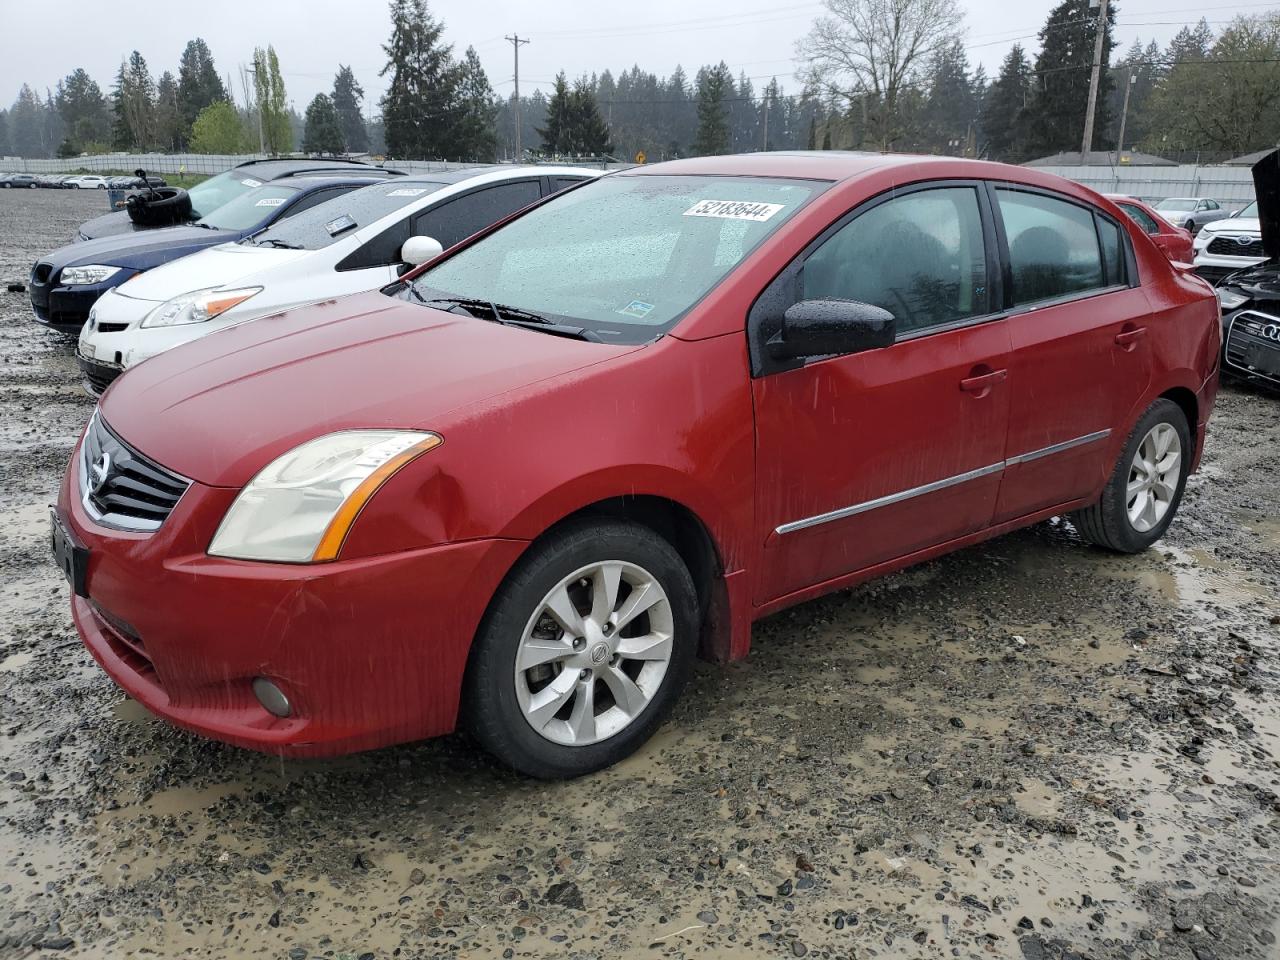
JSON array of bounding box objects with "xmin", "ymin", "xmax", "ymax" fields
[
  {"xmin": 255, "ymin": 197, "xmax": 286, "ymax": 207},
  {"xmin": 388, "ymin": 188, "xmax": 429, "ymax": 197},
  {"xmin": 241, "ymin": 178, "xmax": 263, "ymax": 187},
  {"xmin": 684, "ymin": 199, "xmax": 785, "ymax": 222}
]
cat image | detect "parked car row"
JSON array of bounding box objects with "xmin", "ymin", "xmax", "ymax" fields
[
  {"xmin": 1, "ymin": 172, "xmax": 168, "ymax": 189},
  {"xmin": 36, "ymin": 148, "xmax": 1232, "ymax": 777}
]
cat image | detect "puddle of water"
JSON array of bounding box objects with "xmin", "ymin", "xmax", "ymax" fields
[{"xmin": 0, "ymin": 651, "xmax": 34, "ymax": 672}]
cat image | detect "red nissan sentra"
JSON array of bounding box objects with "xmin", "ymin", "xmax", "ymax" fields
[{"xmin": 54, "ymin": 152, "xmax": 1220, "ymax": 778}]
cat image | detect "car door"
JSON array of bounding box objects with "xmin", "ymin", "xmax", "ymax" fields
[
  {"xmin": 990, "ymin": 185, "xmax": 1152, "ymax": 523},
  {"xmin": 751, "ymin": 183, "xmax": 1012, "ymax": 603}
]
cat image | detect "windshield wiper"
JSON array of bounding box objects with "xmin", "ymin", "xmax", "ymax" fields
[
  {"xmin": 255, "ymin": 237, "xmax": 302, "ymax": 249},
  {"xmin": 407, "ymin": 293, "xmax": 601, "ymax": 341}
]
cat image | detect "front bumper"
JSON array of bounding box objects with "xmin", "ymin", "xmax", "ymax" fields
[
  {"xmin": 29, "ymin": 267, "xmax": 136, "ymax": 332},
  {"xmin": 58, "ymin": 445, "xmax": 527, "ymax": 756},
  {"xmin": 77, "ymin": 351, "xmax": 123, "ymax": 397}
]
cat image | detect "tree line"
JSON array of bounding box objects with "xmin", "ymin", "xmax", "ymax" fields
[{"xmin": 3, "ymin": 0, "xmax": 1279, "ymax": 164}]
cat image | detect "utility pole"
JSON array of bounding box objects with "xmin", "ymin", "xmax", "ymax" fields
[
  {"xmin": 761, "ymin": 95, "xmax": 769, "ymax": 152},
  {"xmin": 1115, "ymin": 67, "xmax": 1135, "ymax": 161},
  {"xmin": 1081, "ymin": 0, "xmax": 1110, "ymax": 157},
  {"xmin": 505, "ymin": 34, "xmax": 530, "ymax": 160}
]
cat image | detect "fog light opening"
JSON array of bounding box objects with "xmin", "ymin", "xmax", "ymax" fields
[{"xmin": 252, "ymin": 677, "xmax": 292, "ymax": 718}]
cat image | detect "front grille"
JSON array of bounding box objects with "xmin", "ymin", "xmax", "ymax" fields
[
  {"xmin": 96, "ymin": 322, "xmax": 129, "ymax": 334},
  {"xmin": 1207, "ymin": 236, "xmax": 1265, "ymax": 258},
  {"xmin": 77, "ymin": 355, "xmax": 121, "ymax": 396},
  {"xmin": 80, "ymin": 414, "xmax": 190, "ymax": 531},
  {"xmin": 1224, "ymin": 311, "xmax": 1280, "ymax": 384}
]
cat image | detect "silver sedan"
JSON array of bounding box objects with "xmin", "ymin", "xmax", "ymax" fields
[{"xmin": 1152, "ymin": 197, "xmax": 1233, "ymax": 233}]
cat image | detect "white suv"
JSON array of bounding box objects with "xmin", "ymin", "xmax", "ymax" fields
[
  {"xmin": 67, "ymin": 175, "xmax": 110, "ymax": 190},
  {"xmin": 1193, "ymin": 200, "xmax": 1265, "ymax": 286}
]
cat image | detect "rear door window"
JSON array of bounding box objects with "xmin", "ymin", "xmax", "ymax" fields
[{"xmin": 996, "ymin": 189, "xmax": 1107, "ymax": 305}]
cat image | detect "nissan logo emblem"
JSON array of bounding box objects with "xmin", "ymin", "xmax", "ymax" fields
[
  {"xmin": 89, "ymin": 451, "xmax": 111, "ymax": 495},
  {"xmin": 1262, "ymin": 324, "xmax": 1280, "ymax": 342}
]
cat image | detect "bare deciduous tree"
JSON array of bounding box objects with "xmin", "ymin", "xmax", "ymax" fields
[{"xmin": 797, "ymin": 0, "xmax": 965, "ymax": 150}]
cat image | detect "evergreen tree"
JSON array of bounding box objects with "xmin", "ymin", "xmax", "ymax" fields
[
  {"xmin": 982, "ymin": 44, "xmax": 1034, "ymax": 161},
  {"xmin": 538, "ymin": 72, "xmax": 574, "ymax": 155},
  {"xmin": 332, "ymin": 65, "xmax": 369, "ymax": 153},
  {"xmin": 455, "ymin": 46, "xmax": 499, "ymax": 160},
  {"xmin": 1166, "ymin": 19, "xmax": 1214, "ymax": 63},
  {"xmin": 694, "ymin": 61, "xmax": 732, "ymax": 156},
  {"xmin": 253, "ymin": 46, "xmax": 291, "ymax": 154},
  {"xmin": 380, "ymin": 0, "xmax": 461, "ymax": 159},
  {"xmin": 303, "ymin": 94, "xmax": 345, "ymax": 154},
  {"xmin": 1026, "ymin": 0, "xmax": 1118, "ymax": 157},
  {"xmin": 0, "ymin": 110, "xmax": 9, "ymax": 157},
  {"xmin": 154, "ymin": 72, "xmax": 184, "ymax": 151},
  {"xmin": 57, "ymin": 69, "xmax": 111, "ymax": 151},
  {"xmin": 9, "ymin": 85, "xmax": 45, "ymax": 157},
  {"xmin": 921, "ymin": 40, "xmax": 976, "ymax": 154},
  {"xmin": 112, "ymin": 52, "xmax": 157, "ymax": 150},
  {"xmin": 569, "ymin": 78, "xmax": 612, "ymax": 155},
  {"xmin": 177, "ymin": 38, "xmax": 227, "ymax": 144}
]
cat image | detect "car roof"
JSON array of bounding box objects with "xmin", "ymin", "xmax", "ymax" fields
[
  {"xmin": 281, "ymin": 173, "xmax": 402, "ymax": 191},
  {"xmin": 231, "ymin": 158, "xmax": 405, "ymax": 180}
]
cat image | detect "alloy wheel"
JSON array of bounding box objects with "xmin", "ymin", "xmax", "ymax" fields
[
  {"xmin": 1126, "ymin": 422, "xmax": 1181, "ymax": 533},
  {"xmin": 514, "ymin": 560, "xmax": 674, "ymax": 747}
]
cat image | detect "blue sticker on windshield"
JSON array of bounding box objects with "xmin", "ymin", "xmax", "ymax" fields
[{"xmin": 617, "ymin": 300, "xmax": 654, "ymax": 319}]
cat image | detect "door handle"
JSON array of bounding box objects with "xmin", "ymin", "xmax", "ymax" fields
[
  {"xmin": 1115, "ymin": 326, "xmax": 1147, "ymax": 348},
  {"xmin": 959, "ymin": 368, "xmax": 1007, "ymax": 396}
]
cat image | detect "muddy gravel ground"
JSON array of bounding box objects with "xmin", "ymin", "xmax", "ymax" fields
[{"xmin": 1, "ymin": 189, "xmax": 1278, "ymax": 960}]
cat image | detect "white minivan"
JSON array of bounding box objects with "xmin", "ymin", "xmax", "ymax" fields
[{"xmin": 77, "ymin": 165, "xmax": 596, "ymax": 394}]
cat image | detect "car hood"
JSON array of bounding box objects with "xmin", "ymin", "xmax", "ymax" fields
[
  {"xmin": 77, "ymin": 208, "xmax": 195, "ymax": 241},
  {"xmin": 42, "ymin": 226, "xmax": 242, "ymax": 273},
  {"xmin": 1201, "ymin": 217, "xmax": 1261, "ymax": 236},
  {"xmin": 117, "ymin": 243, "xmax": 310, "ymax": 302},
  {"xmin": 1252, "ymin": 149, "xmax": 1280, "ymax": 259},
  {"xmin": 99, "ymin": 290, "xmax": 636, "ymax": 487}
]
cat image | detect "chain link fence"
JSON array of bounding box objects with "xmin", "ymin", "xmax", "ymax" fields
[{"xmin": 1029, "ymin": 164, "xmax": 1258, "ymax": 205}]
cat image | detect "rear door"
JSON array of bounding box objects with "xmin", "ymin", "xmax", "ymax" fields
[
  {"xmin": 990, "ymin": 185, "xmax": 1152, "ymax": 522},
  {"xmin": 751, "ymin": 182, "xmax": 1012, "ymax": 602}
]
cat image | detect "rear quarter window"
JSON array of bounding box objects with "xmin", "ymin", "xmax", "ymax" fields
[{"xmin": 996, "ymin": 189, "xmax": 1106, "ymax": 305}]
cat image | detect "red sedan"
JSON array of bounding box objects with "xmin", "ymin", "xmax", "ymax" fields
[
  {"xmin": 1106, "ymin": 194, "xmax": 1196, "ymax": 263},
  {"xmin": 55, "ymin": 153, "xmax": 1221, "ymax": 778}
]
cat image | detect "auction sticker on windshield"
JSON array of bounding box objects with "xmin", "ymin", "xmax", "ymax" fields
[
  {"xmin": 388, "ymin": 188, "xmax": 430, "ymax": 197},
  {"xmin": 684, "ymin": 199, "xmax": 785, "ymax": 222},
  {"xmin": 255, "ymin": 197, "xmax": 287, "ymax": 207}
]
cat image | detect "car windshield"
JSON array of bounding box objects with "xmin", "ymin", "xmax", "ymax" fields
[
  {"xmin": 409, "ymin": 174, "xmax": 823, "ymax": 342},
  {"xmin": 248, "ymin": 179, "xmax": 446, "ymax": 250},
  {"xmin": 1155, "ymin": 198, "xmax": 1196, "ymax": 211},
  {"xmin": 197, "ymin": 184, "xmax": 300, "ymax": 232},
  {"xmin": 1239, "ymin": 201, "xmax": 1258, "ymax": 217},
  {"xmin": 186, "ymin": 168, "xmax": 280, "ymax": 219}
]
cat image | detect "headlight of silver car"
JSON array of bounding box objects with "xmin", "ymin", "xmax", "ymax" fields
[
  {"xmin": 208, "ymin": 430, "xmax": 443, "ymax": 563},
  {"xmin": 61, "ymin": 264, "xmax": 122, "ymax": 285},
  {"xmin": 1216, "ymin": 288, "xmax": 1249, "ymax": 311},
  {"xmin": 141, "ymin": 286, "xmax": 263, "ymax": 328}
]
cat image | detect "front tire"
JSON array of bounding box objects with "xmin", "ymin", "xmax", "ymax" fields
[
  {"xmin": 1184, "ymin": 219, "xmax": 1196, "ymax": 232},
  {"xmin": 464, "ymin": 519, "xmax": 697, "ymax": 779},
  {"xmin": 1070, "ymin": 398, "xmax": 1191, "ymax": 553}
]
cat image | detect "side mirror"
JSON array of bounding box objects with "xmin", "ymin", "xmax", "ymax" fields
[
  {"xmin": 400, "ymin": 235, "xmax": 444, "ymax": 266},
  {"xmin": 767, "ymin": 299, "xmax": 896, "ymax": 361},
  {"xmin": 1229, "ymin": 209, "xmax": 1240, "ymax": 218}
]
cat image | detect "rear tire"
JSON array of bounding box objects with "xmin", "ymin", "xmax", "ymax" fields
[
  {"xmin": 464, "ymin": 519, "xmax": 697, "ymax": 779},
  {"xmin": 1070, "ymin": 399, "xmax": 1191, "ymax": 553}
]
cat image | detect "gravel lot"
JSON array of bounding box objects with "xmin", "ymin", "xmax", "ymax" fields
[{"xmin": 1, "ymin": 188, "xmax": 1278, "ymax": 960}]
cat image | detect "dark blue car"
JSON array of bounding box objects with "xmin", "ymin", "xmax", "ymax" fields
[{"xmin": 31, "ymin": 173, "xmax": 397, "ymax": 332}]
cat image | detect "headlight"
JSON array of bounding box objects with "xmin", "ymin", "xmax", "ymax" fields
[
  {"xmin": 208, "ymin": 430, "xmax": 442, "ymax": 562},
  {"xmin": 1216, "ymin": 288, "xmax": 1249, "ymax": 311},
  {"xmin": 61, "ymin": 264, "xmax": 121, "ymax": 285},
  {"xmin": 141, "ymin": 286, "xmax": 262, "ymax": 328}
]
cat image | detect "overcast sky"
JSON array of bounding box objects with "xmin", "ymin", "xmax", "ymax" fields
[{"xmin": 1, "ymin": 0, "xmax": 1267, "ymax": 114}]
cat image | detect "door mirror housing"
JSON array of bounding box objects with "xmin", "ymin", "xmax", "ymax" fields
[
  {"xmin": 1228, "ymin": 209, "xmax": 1240, "ymax": 218},
  {"xmin": 767, "ymin": 299, "xmax": 896, "ymax": 361},
  {"xmin": 401, "ymin": 235, "xmax": 444, "ymax": 266}
]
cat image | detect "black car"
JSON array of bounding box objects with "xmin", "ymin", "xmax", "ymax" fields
[
  {"xmin": 2, "ymin": 174, "xmax": 39, "ymax": 189},
  {"xmin": 1215, "ymin": 150, "xmax": 1280, "ymax": 390},
  {"xmin": 76, "ymin": 158, "xmax": 400, "ymax": 241},
  {"xmin": 31, "ymin": 172, "xmax": 398, "ymax": 332}
]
